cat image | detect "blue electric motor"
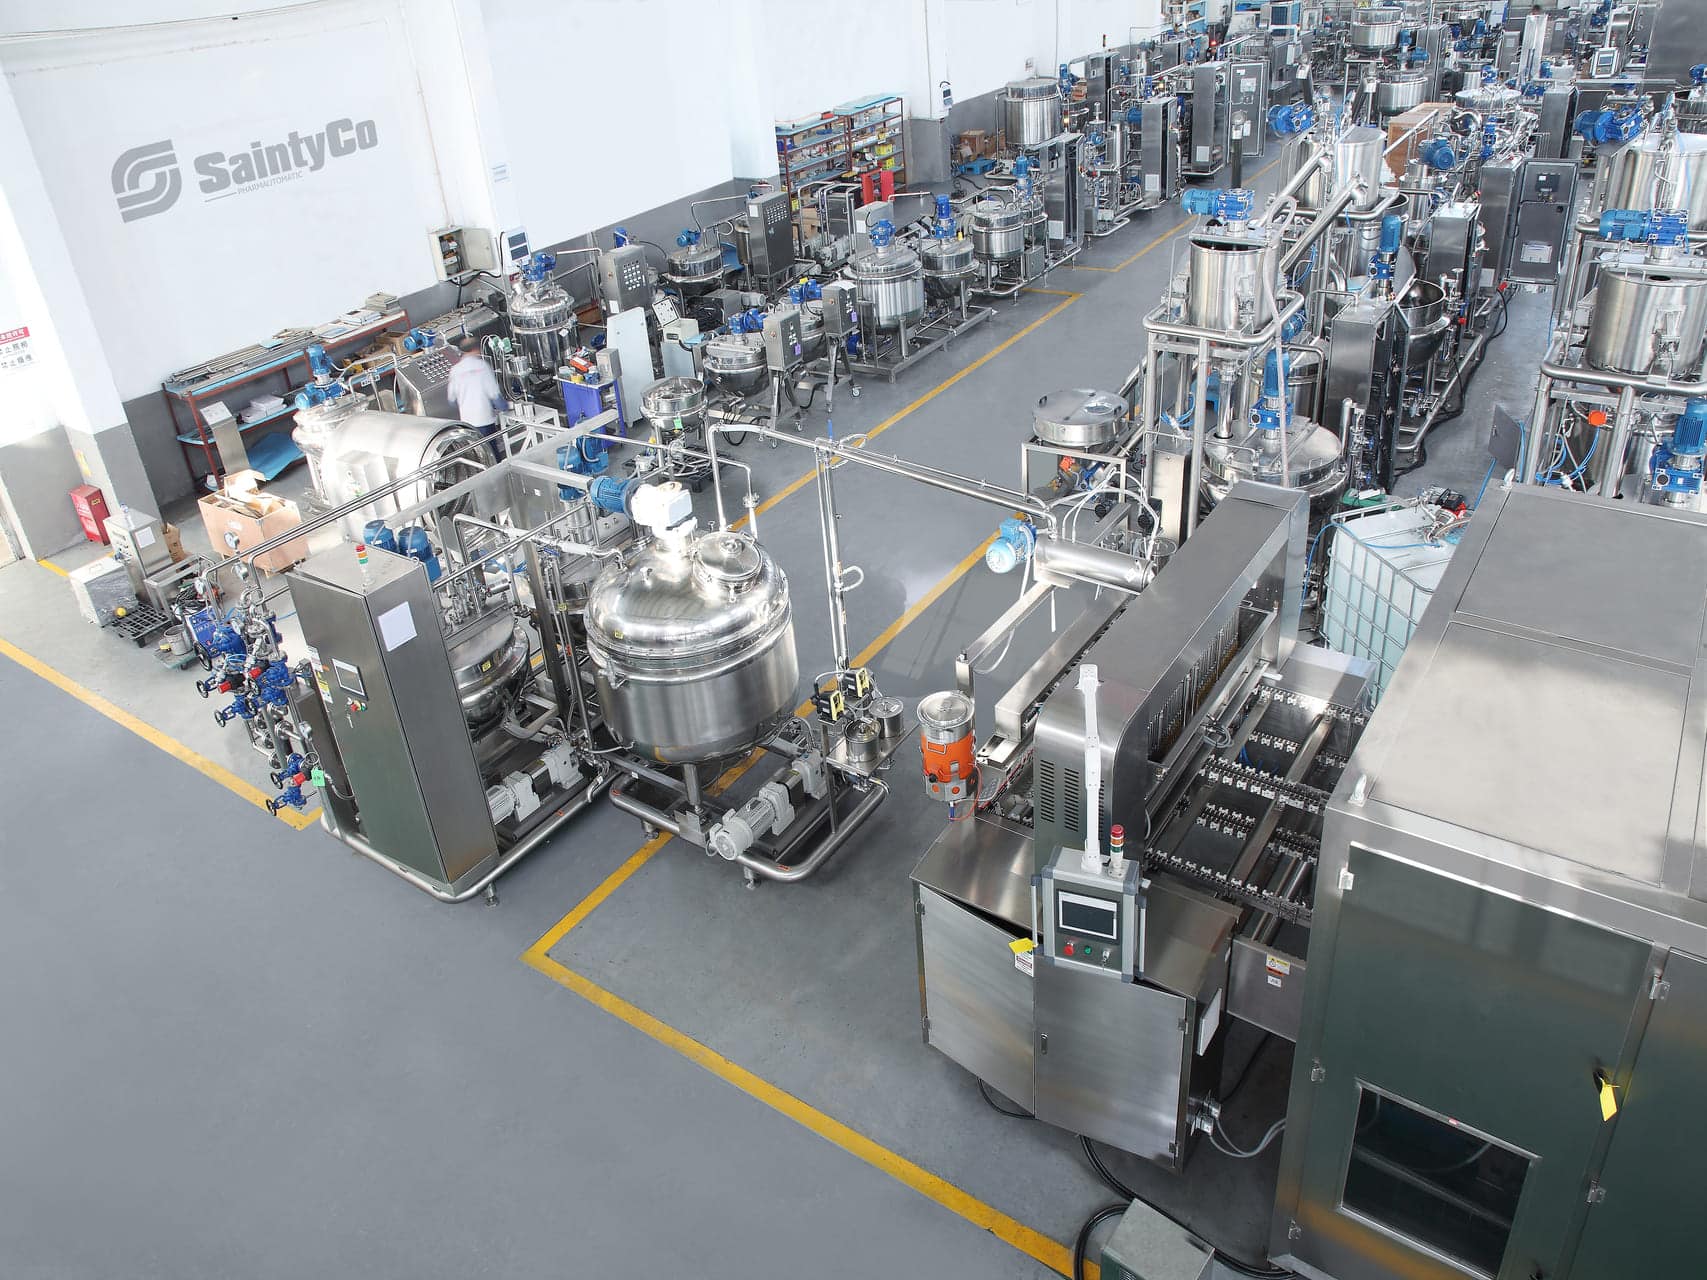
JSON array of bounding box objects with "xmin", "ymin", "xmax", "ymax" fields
[
  {"xmin": 985, "ymin": 516, "xmax": 1036, "ymax": 575},
  {"xmin": 1575, "ymin": 105, "xmax": 1643, "ymax": 146},
  {"xmin": 1417, "ymin": 137, "xmax": 1458, "ymax": 170},
  {"xmin": 1267, "ymin": 103, "xmax": 1316, "ymax": 135},
  {"xmin": 1652, "ymin": 399, "xmax": 1707, "ymax": 498},
  {"xmin": 1181, "ymin": 187, "xmax": 1255, "ymax": 222},
  {"xmin": 1599, "ymin": 208, "xmax": 1688, "ymax": 246}
]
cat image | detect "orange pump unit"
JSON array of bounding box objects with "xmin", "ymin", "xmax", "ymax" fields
[{"xmin": 918, "ymin": 690, "xmax": 976, "ymax": 804}]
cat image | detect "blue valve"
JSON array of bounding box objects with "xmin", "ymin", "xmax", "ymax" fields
[
  {"xmin": 1692, "ymin": 63, "xmax": 1707, "ymax": 86},
  {"xmin": 268, "ymin": 753, "xmax": 311, "ymax": 815},
  {"xmin": 985, "ymin": 517, "xmax": 1036, "ymax": 575},
  {"xmin": 1181, "ymin": 187, "xmax": 1255, "ymax": 222}
]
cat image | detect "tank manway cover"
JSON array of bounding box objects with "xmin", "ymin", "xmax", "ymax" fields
[
  {"xmin": 918, "ymin": 690, "xmax": 975, "ymax": 737},
  {"xmin": 1033, "ymin": 388, "xmax": 1126, "ymax": 447}
]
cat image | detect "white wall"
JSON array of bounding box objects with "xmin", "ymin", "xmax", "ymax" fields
[
  {"xmin": 482, "ymin": 0, "xmax": 748, "ymax": 248},
  {"xmin": 1, "ymin": 0, "xmax": 450, "ymax": 401}
]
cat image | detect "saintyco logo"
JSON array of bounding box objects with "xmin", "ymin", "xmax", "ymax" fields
[{"xmin": 111, "ymin": 118, "xmax": 380, "ymax": 222}]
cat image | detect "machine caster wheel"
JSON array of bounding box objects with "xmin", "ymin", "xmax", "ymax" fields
[
  {"xmin": 642, "ymin": 822, "xmax": 659, "ymax": 839},
  {"xmin": 850, "ymin": 385, "xmax": 861, "ymax": 398},
  {"xmin": 484, "ymin": 883, "xmax": 499, "ymax": 907},
  {"xmin": 743, "ymin": 868, "xmax": 758, "ymax": 890}
]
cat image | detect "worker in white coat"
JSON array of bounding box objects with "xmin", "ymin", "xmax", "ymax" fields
[
  {"xmin": 446, "ymin": 335, "xmax": 507, "ymax": 459},
  {"xmin": 1519, "ymin": 3, "xmax": 1548, "ymax": 83}
]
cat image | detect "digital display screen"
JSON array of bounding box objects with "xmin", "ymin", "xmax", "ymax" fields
[
  {"xmin": 332, "ymin": 659, "xmax": 366, "ymax": 697},
  {"xmin": 1058, "ymin": 891, "xmax": 1118, "ymax": 941}
]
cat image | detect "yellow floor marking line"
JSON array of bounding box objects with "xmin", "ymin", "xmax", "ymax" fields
[
  {"xmin": 733, "ymin": 291, "xmax": 1082, "ymax": 531},
  {"xmin": 521, "ymin": 534, "xmax": 1080, "ymax": 1278},
  {"xmin": 36, "ymin": 558, "xmax": 69, "ymax": 578},
  {"xmin": 520, "ymin": 947, "xmax": 1075, "ymax": 1277},
  {"xmin": 0, "ymin": 635, "xmax": 323, "ymax": 832}
]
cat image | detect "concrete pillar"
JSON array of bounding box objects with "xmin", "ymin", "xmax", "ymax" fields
[{"xmin": 0, "ymin": 69, "xmax": 153, "ymax": 524}]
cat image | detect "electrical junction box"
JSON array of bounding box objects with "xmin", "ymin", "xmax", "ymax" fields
[
  {"xmin": 820, "ymin": 283, "xmax": 859, "ymax": 338},
  {"xmin": 763, "ymin": 311, "xmax": 803, "ymax": 372},
  {"xmin": 601, "ymin": 244, "xmax": 655, "ymax": 313},
  {"xmin": 428, "ymin": 226, "xmax": 497, "ymax": 282}
]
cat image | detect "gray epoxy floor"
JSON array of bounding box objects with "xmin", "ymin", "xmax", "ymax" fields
[{"xmin": 1, "ymin": 155, "xmax": 1535, "ymax": 1279}]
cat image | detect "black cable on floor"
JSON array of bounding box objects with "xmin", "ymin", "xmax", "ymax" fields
[
  {"xmin": 1073, "ymin": 1203, "xmax": 1126, "ymax": 1280},
  {"xmin": 1220, "ymin": 1032, "xmax": 1274, "ymax": 1102},
  {"xmin": 976, "ymin": 1078, "xmax": 1034, "ymax": 1119},
  {"xmin": 1078, "ymin": 1135, "xmax": 1296, "ymax": 1278}
]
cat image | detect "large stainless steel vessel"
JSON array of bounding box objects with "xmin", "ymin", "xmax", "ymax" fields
[
  {"xmin": 292, "ymin": 404, "xmax": 485, "ymax": 534},
  {"xmin": 701, "ymin": 331, "xmax": 767, "ymax": 393},
  {"xmin": 1297, "ymin": 126, "xmax": 1387, "ymax": 212},
  {"xmin": 921, "ymin": 237, "xmax": 977, "ymax": 296},
  {"xmin": 1454, "ymin": 83, "xmax": 1522, "ymax": 115},
  {"xmin": 1348, "ymin": 6, "xmax": 1403, "ymax": 50},
  {"xmin": 849, "ymin": 241, "xmax": 926, "ymax": 331},
  {"xmin": 1185, "ymin": 235, "xmax": 1274, "ymax": 332},
  {"xmin": 1375, "ymin": 73, "xmax": 1427, "ymax": 117},
  {"xmin": 510, "ymin": 279, "xmax": 574, "ymax": 375},
  {"xmin": 969, "ymin": 200, "xmax": 1027, "ymax": 261},
  {"xmin": 1585, "ymin": 263, "xmax": 1707, "ymax": 376},
  {"xmin": 585, "ymin": 529, "xmax": 799, "ymax": 764},
  {"xmin": 448, "ymin": 612, "xmax": 532, "ymax": 734},
  {"xmin": 1597, "ymin": 133, "xmax": 1707, "ymax": 231},
  {"xmin": 640, "ymin": 376, "xmax": 708, "ymax": 431},
  {"xmin": 1000, "ymin": 77, "xmax": 1063, "ymax": 147},
  {"xmin": 1032, "ymin": 388, "xmax": 1126, "ymax": 447},
  {"xmin": 1203, "ymin": 416, "xmax": 1347, "ymax": 517},
  {"xmin": 1398, "ymin": 280, "xmax": 1451, "ymax": 363},
  {"xmin": 665, "ymin": 238, "xmax": 726, "ymax": 291}
]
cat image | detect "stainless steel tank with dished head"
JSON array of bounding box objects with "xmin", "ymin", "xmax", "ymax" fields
[
  {"xmin": 510, "ymin": 279, "xmax": 574, "ymax": 375},
  {"xmin": 666, "ymin": 238, "xmax": 726, "ymax": 289},
  {"xmin": 1001, "ymin": 76, "xmax": 1064, "ymax": 147},
  {"xmin": 1032, "ymin": 388, "xmax": 1127, "ymax": 447},
  {"xmin": 448, "ymin": 612, "xmax": 532, "ymax": 735},
  {"xmin": 1398, "ymin": 280, "xmax": 1451, "ymax": 364},
  {"xmin": 1596, "ymin": 133, "xmax": 1707, "ymax": 231},
  {"xmin": 1348, "ymin": 6, "xmax": 1403, "ymax": 50},
  {"xmin": 849, "ymin": 241, "xmax": 926, "ymax": 330},
  {"xmin": 640, "ymin": 376, "xmax": 708, "ymax": 431},
  {"xmin": 291, "ymin": 405, "xmax": 486, "ymax": 536},
  {"xmin": 585, "ymin": 530, "xmax": 799, "ymax": 764},
  {"xmin": 701, "ymin": 331, "xmax": 767, "ymax": 393},
  {"xmin": 1185, "ymin": 235, "xmax": 1274, "ymax": 332},
  {"xmin": 969, "ymin": 200, "xmax": 1027, "ymax": 261},
  {"xmin": 1203, "ymin": 416, "xmax": 1347, "ymax": 518},
  {"xmin": 1585, "ymin": 264, "xmax": 1707, "ymax": 377},
  {"xmin": 1375, "ymin": 73, "xmax": 1427, "ymax": 117},
  {"xmin": 921, "ymin": 237, "xmax": 977, "ymax": 296}
]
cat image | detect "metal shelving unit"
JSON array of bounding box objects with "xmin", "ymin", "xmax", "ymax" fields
[
  {"xmin": 163, "ymin": 308, "xmax": 410, "ymax": 488},
  {"xmin": 775, "ymin": 94, "xmax": 907, "ymax": 209}
]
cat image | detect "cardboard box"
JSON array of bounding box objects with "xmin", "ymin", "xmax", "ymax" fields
[
  {"xmin": 1387, "ymin": 103, "xmax": 1451, "ymax": 178},
  {"xmin": 197, "ymin": 470, "xmax": 307, "ymax": 574},
  {"xmin": 161, "ymin": 522, "xmax": 187, "ymax": 563}
]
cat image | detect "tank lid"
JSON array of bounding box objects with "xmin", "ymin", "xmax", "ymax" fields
[
  {"xmin": 641, "ymin": 376, "xmax": 707, "ymax": 420},
  {"xmin": 1034, "ymin": 389, "xmax": 1125, "ymax": 432},
  {"xmin": 1005, "ymin": 76, "xmax": 1062, "ymax": 99},
  {"xmin": 918, "ymin": 690, "xmax": 975, "ymax": 735},
  {"xmin": 693, "ymin": 530, "xmax": 763, "ymax": 589}
]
